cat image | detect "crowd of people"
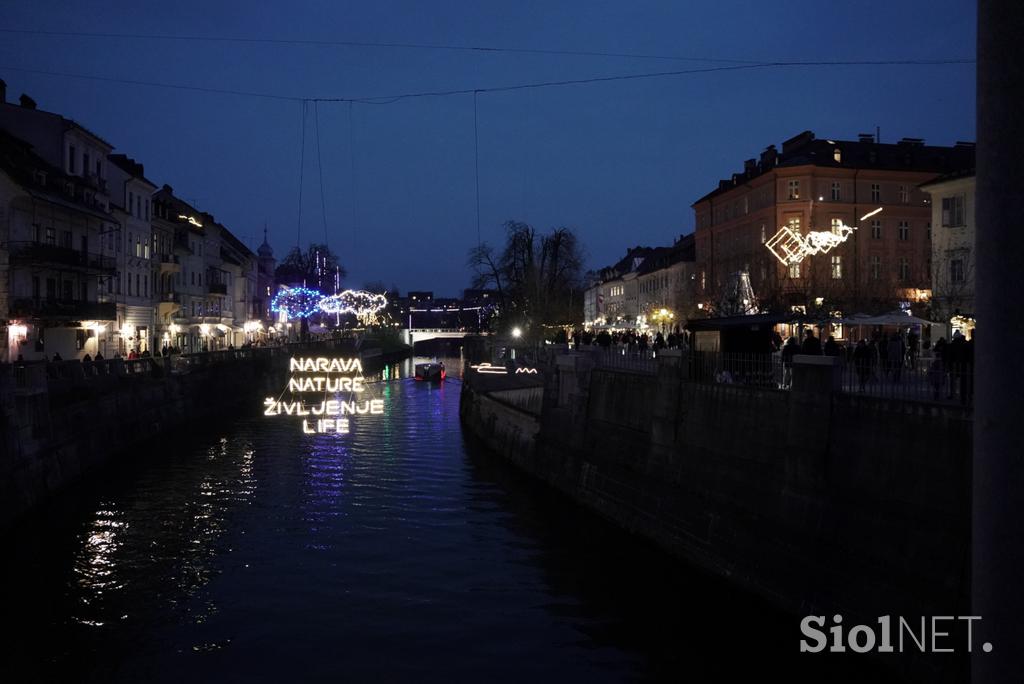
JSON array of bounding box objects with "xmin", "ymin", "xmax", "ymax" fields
[{"xmin": 568, "ymin": 328, "xmax": 689, "ymax": 353}]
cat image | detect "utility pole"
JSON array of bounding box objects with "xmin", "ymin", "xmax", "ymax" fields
[{"xmin": 973, "ymin": 1, "xmax": 1024, "ymax": 681}]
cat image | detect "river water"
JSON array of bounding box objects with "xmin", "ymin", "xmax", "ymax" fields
[{"xmin": 2, "ymin": 354, "xmax": 887, "ymax": 682}]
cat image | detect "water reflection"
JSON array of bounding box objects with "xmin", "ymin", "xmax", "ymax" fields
[{"xmin": 1, "ymin": 353, "xmax": 892, "ymax": 683}]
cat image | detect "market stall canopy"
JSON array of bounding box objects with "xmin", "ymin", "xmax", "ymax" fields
[{"xmin": 837, "ymin": 311, "xmax": 940, "ymax": 326}]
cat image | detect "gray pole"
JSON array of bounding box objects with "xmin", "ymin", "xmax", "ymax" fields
[{"xmin": 974, "ymin": 1, "xmax": 1024, "ymax": 681}]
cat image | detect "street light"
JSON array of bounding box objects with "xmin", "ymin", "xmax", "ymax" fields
[{"xmin": 512, "ymin": 326, "xmax": 522, "ymax": 339}]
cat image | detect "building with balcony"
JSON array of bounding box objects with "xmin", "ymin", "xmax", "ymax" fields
[
  {"xmin": 107, "ymin": 153, "xmax": 157, "ymax": 354},
  {"xmin": 151, "ymin": 185, "xmax": 208, "ymax": 352},
  {"xmin": 0, "ymin": 120, "xmax": 117, "ymax": 360},
  {"xmin": 584, "ymin": 246, "xmax": 651, "ymax": 328},
  {"xmin": 691, "ymin": 130, "xmax": 976, "ymax": 319}
]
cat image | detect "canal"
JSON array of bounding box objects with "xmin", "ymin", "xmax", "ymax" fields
[{"xmin": 2, "ymin": 355, "xmax": 888, "ymax": 682}]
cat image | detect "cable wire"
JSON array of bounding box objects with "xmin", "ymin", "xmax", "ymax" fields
[
  {"xmin": 314, "ymin": 100, "xmax": 330, "ymax": 249},
  {"xmin": 473, "ymin": 90, "xmax": 481, "ymax": 248},
  {"xmin": 296, "ymin": 100, "xmax": 306, "ymax": 248}
]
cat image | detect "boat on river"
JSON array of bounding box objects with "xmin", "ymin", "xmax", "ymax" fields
[{"xmin": 414, "ymin": 362, "xmax": 445, "ymax": 382}]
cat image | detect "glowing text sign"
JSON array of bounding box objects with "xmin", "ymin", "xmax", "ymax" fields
[{"xmin": 264, "ymin": 357, "xmax": 384, "ymax": 434}]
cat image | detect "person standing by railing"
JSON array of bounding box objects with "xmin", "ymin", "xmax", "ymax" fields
[
  {"xmin": 854, "ymin": 340, "xmax": 872, "ymax": 392},
  {"xmin": 781, "ymin": 336, "xmax": 799, "ymax": 388}
]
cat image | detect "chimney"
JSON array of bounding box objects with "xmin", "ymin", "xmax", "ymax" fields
[
  {"xmin": 19, "ymin": 93, "xmax": 36, "ymax": 109},
  {"xmin": 781, "ymin": 130, "xmax": 815, "ymax": 154},
  {"xmin": 743, "ymin": 158, "xmax": 757, "ymax": 174},
  {"xmin": 858, "ymin": 133, "xmax": 875, "ymax": 143},
  {"xmin": 0, "ymin": 79, "xmax": 6, "ymax": 104},
  {"xmin": 759, "ymin": 144, "xmax": 777, "ymax": 167}
]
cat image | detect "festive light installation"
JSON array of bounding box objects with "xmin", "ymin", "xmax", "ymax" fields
[
  {"xmin": 271, "ymin": 287, "xmax": 324, "ymax": 319},
  {"xmin": 765, "ymin": 208, "xmax": 883, "ymax": 267},
  {"xmin": 263, "ymin": 356, "xmax": 385, "ymax": 434},
  {"xmin": 318, "ymin": 289, "xmax": 388, "ymax": 325}
]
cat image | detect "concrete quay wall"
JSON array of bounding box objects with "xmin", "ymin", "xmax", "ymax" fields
[{"xmin": 460, "ymin": 354, "xmax": 972, "ymax": 680}]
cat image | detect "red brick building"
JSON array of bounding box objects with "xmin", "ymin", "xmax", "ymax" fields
[{"xmin": 691, "ymin": 131, "xmax": 974, "ymax": 317}]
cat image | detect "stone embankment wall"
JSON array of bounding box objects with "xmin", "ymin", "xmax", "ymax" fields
[
  {"xmin": 0, "ymin": 342, "xmax": 358, "ymax": 528},
  {"xmin": 461, "ymin": 352, "xmax": 972, "ymax": 681}
]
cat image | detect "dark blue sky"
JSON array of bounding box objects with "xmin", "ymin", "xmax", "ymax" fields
[{"xmin": 0, "ymin": 1, "xmax": 975, "ymax": 296}]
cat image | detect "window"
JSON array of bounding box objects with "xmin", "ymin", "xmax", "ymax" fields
[
  {"xmin": 136, "ymin": 273, "xmax": 140, "ymax": 296},
  {"xmin": 831, "ymin": 218, "xmax": 843, "ymax": 235},
  {"xmin": 899, "ymin": 185, "xmax": 908, "ymax": 203},
  {"xmin": 927, "ymin": 222, "xmax": 932, "ymax": 240},
  {"xmin": 60, "ymin": 230, "xmax": 72, "ymax": 249},
  {"xmin": 128, "ymin": 274, "xmax": 132, "ymax": 296},
  {"xmin": 68, "ymin": 145, "xmax": 76, "ymax": 174},
  {"xmin": 191, "ymin": 271, "xmax": 195, "ymax": 286},
  {"xmin": 760, "ymin": 264, "xmax": 767, "ymax": 281},
  {"xmin": 84, "ymin": 153, "xmax": 91, "ymax": 176},
  {"xmin": 898, "ymin": 221, "xmax": 909, "ymax": 241},
  {"xmin": 831, "ymin": 255, "xmax": 843, "ymax": 279},
  {"xmin": 80, "ymin": 282, "xmax": 87, "ymax": 301},
  {"xmin": 942, "ymin": 195, "xmax": 965, "ymax": 226},
  {"xmin": 871, "ymin": 220, "xmax": 882, "ymax": 239},
  {"xmin": 950, "ymin": 258, "xmax": 965, "ymax": 283},
  {"xmin": 46, "ymin": 278, "xmax": 56, "ymax": 300},
  {"xmin": 788, "ymin": 261, "xmax": 801, "ymax": 279},
  {"xmin": 96, "ymin": 159, "xmax": 102, "ymax": 178},
  {"xmin": 760, "ymin": 224, "xmax": 767, "ymax": 243},
  {"xmin": 45, "ymin": 227, "xmax": 55, "ymax": 245},
  {"xmin": 743, "ymin": 196, "xmax": 749, "ymax": 215},
  {"xmin": 898, "ymin": 257, "xmax": 910, "ymax": 282},
  {"xmin": 833, "ymin": 148, "xmax": 842, "ymax": 163},
  {"xmin": 871, "ymin": 183, "xmax": 880, "ymax": 202},
  {"xmin": 145, "ymin": 199, "xmax": 150, "ymax": 221},
  {"xmin": 116, "ymin": 272, "xmax": 122, "ymax": 295},
  {"xmin": 129, "ymin": 193, "xmax": 134, "ymax": 215},
  {"xmin": 787, "ymin": 216, "xmax": 801, "ymax": 232},
  {"xmin": 144, "ymin": 275, "xmax": 148, "ymax": 297},
  {"xmin": 63, "ymin": 280, "xmax": 73, "ymax": 301},
  {"xmin": 831, "ymin": 182, "xmax": 841, "ymax": 201},
  {"xmin": 787, "ymin": 179, "xmax": 800, "ymax": 200},
  {"xmin": 870, "ymin": 256, "xmax": 881, "ymax": 280},
  {"xmin": 32, "ymin": 276, "xmax": 40, "ymax": 299}
]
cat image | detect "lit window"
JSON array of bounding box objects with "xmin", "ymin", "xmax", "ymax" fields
[
  {"xmin": 787, "ymin": 216, "xmax": 801, "ymax": 232},
  {"xmin": 760, "ymin": 224, "xmax": 766, "ymax": 243},
  {"xmin": 787, "ymin": 179, "xmax": 800, "ymax": 200},
  {"xmin": 833, "ymin": 148, "xmax": 842, "ymax": 163},
  {"xmin": 788, "ymin": 261, "xmax": 801, "ymax": 279},
  {"xmin": 831, "ymin": 255, "xmax": 842, "ymax": 279},
  {"xmin": 831, "ymin": 218, "xmax": 843, "ymax": 235}
]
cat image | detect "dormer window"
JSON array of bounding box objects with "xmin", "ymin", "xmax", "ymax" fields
[
  {"xmin": 34, "ymin": 170, "xmax": 46, "ymax": 187},
  {"xmin": 833, "ymin": 148, "xmax": 841, "ymax": 163}
]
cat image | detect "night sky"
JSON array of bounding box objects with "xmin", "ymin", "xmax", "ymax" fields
[{"xmin": 0, "ymin": 1, "xmax": 976, "ymax": 295}]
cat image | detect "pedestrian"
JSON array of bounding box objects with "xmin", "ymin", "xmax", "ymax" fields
[
  {"xmin": 781, "ymin": 336, "xmax": 799, "ymax": 388},
  {"xmin": 853, "ymin": 339, "xmax": 872, "ymax": 392},
  {"xmin": 823, "ymin": 335, "xmax": 840, "ymax": 357},
  {"xmin": 886, "ymin": 332, "xmax": 905, "ymax": 384},
  {"xmin": 800, "ymin": 329, "xmax": 822, "ymax": 355}
]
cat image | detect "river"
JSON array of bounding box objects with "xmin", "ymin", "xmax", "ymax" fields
[{"xmin": 1, "ymin": 354, "xmax": 888, "ymax": 682}]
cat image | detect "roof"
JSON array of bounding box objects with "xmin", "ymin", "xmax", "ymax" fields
[
  {"xmin": 692, "ymin": 130, "xmax": 977, "ymax": 206},
  {"xmin": 920, "ymin": 167, "xmax": 976, "ymax": 189},
  {"xmin": 107, "ymin": 153, "xmax": 158, "ymax": 189},
  {"xmin": 0, "ymin": 127, "xmax": 114, "ymax": 221},
  {"xmin": 685, "ymin": 312, "xmax": 801, "ymax": 331}
]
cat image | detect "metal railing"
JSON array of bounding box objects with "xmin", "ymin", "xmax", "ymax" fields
[
  {"xmin": 839, "ymin": 359, "xmax": 974, "ymax": 405},
  {"xmin": 686, "ymin": 351, "xmax": 784, "ymax": 388},
  {"xmin": 592, "ymin": 348, "xmax": 659, "ymax": 374}
]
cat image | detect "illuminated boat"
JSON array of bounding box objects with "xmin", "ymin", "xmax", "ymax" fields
[{"xmin": 414, "ymin": 362, "xmax": 445, "ymax": 382}]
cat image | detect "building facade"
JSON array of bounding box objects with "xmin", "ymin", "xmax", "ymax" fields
[
  {"xmin": 106, "ymin": 154, "xmax": 156, "ymax": 355},
  {"xmin": 922, "ymin": 171, "xmax": 976, "ymax": 338},
  {"xmin": 0, "ymin": 89, "xmax": 118, "ymax": 361},
  {"xmin": 691, "ymin": 130, "xmax": 975, "ymax": 318}
]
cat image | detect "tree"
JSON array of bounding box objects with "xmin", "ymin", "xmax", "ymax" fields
[
  {"xmin": 468, "ymin": 220, "xmax": 585, "ymax": 328},
  {"xmin": 275, "ymin": 243, "xmax": 347, "ymax": 290}
]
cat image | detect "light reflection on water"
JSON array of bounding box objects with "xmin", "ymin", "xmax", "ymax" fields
[{"xmin": 0, "ymin": 351, "xmax": 883, "ymax": 683}]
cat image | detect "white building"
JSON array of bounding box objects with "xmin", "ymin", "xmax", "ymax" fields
[
  {"xmin": 106, "ymin": 154, "xmax": 156, "ymax": 355},
  {"xmin": 0, "ymin": 85, "xmax": 117, "ymax": 360},
  {"xmin": 922, "ymin": 170, "xmax": 976, "ymax": 338}
]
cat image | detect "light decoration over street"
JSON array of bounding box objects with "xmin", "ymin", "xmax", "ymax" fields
[
  {"xmin": 766, "ymin": 207, "xmax": 883, "ymax": 266},
  {"xmin": 271, "ymin": 287, "xmax": 324, "ymax": 319},
  {"xmin": 318, "ymin": 289, "xmax": 388, "ymax": 325},
  {"xmin": 264, "ymin": 357, "xmax": 385, "ymax": 434}
]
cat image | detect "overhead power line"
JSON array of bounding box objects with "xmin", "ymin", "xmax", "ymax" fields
[
  {"xmin": 0, "ymin": 27, "xmax": 772, "ymax": 65},
  {"xmin": 0, "ymin": 58, "xmax": 975, "ymax": 105}
]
